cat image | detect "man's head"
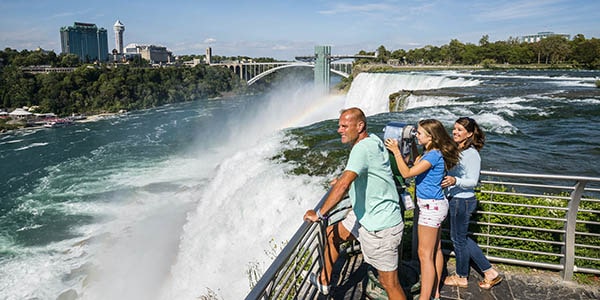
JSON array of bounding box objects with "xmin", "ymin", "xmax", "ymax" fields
[{"xmin": 337, "ymin": 107, "xmax": 367, "ymax": 145}]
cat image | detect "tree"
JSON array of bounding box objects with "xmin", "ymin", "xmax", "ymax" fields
[
  {"xmin": 462, "ymin": 44, "xmax": 479, "ymax": 65},
  {"xmin": 539, "ymin": 35, "xmax": 571, "ymax": 64},
  {"xmin": 405, "ymin": 47, "xmax": 426, "ymax": 64},
  {"xmin": 376, "ymin": 45, "xmax": 390, "ymax": 63},
  {"xmin": 390, "ymin": 49, "xmax": 407, "ymax": 64},
  {"xmin": 447, "ymin": 39, "xmax": 466, "ymax": 64},
  {"xmin": 571, "ymin": 37, "xmax": 600, "ymax": 68},
  {"xmin": 479, "ymin": 35, "xmax": 490, "ymax": 47},
  {"xmin": 59, "ymin": 53, "xmax": 81, "ymax": 67}
]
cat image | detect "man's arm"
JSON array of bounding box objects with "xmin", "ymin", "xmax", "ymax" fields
[{"xmin": 304, "ymin": 170, "xmax": 357, "ymax": 222}]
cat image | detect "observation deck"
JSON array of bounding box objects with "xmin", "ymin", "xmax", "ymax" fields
[{"xmin": 246, "ymin": 171, "xmax": 600, "ymax": 299}]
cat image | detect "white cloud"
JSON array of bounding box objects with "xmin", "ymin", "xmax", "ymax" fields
[
  {"xmin": 272, "ymin": 45, "xmax": 291, "ymax": 51},
  {"xmin": 318, "ymin": 3, "xmax": 395, "ymax": 15},
  {"xmin": 474, "ymin": 0, "xmax": 564, "ymax": 21},
  {"xmin": 204, "ymin": 38, "xmax": 216, "ymax": 44}
]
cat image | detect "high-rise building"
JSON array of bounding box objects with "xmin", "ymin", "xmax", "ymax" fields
[
  {"xmin": 113, "ymin": 20, "xmax": 125, "ymax": 54},
  {"xmin": 60, "ymin": 22, "xmax": 109, "ymax": 62}
]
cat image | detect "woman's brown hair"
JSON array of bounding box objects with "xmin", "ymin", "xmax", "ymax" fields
[{"xmin": 456, "ymin": 117, "xmax": 485, "ymax": 152}]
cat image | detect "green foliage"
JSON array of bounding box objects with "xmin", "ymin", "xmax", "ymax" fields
[
  {"xmin": 0, "ymin": 118, "xmax": 21, "ymax": 131},
  {"xmin": 197, "ymin": 288, "xmax": 223, "ymax": 300},
  {"xmin": 334, "ymin": 73, "xmax": 353, "ymax": 92},
  {"xmin": 354, "ymin": 34, "xmax": 599, "ymax": 69},
  {"xmin": 481, "ymin": 58, "xmax": 497, "ymax": 69},
  {"xmin": 596, "ymin": 80, "xmax": 600, "ymax": 88},
  {"xmin": 273, "ymin": 120, "xmax": 350, "ymax": 179},
  {"xmin": 0, "ymin": 63, "xmax": 244, "ymax": 115},
  {"xmin": 247, "ymin": 237, "xmax": 312, "ymax": 299},
  {"xmin": 470, "ymin": 184, "xmax": 600, "ymax": 270}
]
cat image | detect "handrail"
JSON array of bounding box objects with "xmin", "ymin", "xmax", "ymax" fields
[
  {"xmin": 245, "ymin": 191, "xmax": 352, "ymax": 300},
  {"xmin": 474, "ymin": 170, "xmax": 600, "ymax": 280},
  {"xmin": 246, "ymin": 171, "xmax": 600, "ymax": 299}
]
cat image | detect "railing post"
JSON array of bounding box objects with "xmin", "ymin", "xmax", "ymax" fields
[
  {"xmin": 317, "ymin": 219, "xmax": 329, "ymax": 273},
  {"xmin": 561, "ymin": 180, "xmax": 587, "ymax": 281}
]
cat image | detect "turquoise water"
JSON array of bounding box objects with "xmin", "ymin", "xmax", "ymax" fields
[{"xmin": 0, "ymin": 70, "xmax": 599, "ymax": 299}]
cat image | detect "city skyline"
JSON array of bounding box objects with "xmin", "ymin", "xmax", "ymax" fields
[{"xmin": 1, "ymin": 0, "xmax": 599, "ymax": 61}]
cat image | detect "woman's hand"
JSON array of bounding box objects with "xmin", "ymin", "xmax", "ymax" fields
[
  {"xmin": 385, "ymin": 138, "xmax": 400, "ymax": 156},
  {"xmin": 441, "ymin": 175, "xmax": 456, "ymax": 188}
]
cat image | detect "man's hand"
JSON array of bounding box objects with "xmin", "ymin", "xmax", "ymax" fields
[{"xmin": 304, "ymin": 209, "xmax": 319, "ymax": 222}]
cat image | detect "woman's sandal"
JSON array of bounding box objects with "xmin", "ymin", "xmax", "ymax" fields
[
  {"xmin": 478, "ymin": 275, "xmax": 503, "ymax": 289},
  {"xmin": 444, "ymin": 274, "xmax": 468, "ymax": 288}
]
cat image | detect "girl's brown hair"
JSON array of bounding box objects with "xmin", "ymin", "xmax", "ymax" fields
[{"xmin": 418, "ymin": 119, "xmax": 460, "ymax": 170}]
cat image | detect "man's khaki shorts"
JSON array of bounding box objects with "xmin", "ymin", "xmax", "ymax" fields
[{"xmin": 342, "ymin": 210, "xmax": 404, "ymax": 272}]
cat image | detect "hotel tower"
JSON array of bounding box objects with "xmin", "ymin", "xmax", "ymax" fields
[{"xmin": 113, "ymin": 20, "xmax": 125, "ymax": 54}]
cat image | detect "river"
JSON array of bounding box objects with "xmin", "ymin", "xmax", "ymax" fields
[{"xmin": 0, "ymin": 70, "xmax": 598, "ymax": 299}]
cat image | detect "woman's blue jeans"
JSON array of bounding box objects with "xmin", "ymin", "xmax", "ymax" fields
[{"xmin": 448, "ymin": 196, "xmax": 492, "ymax": 277}]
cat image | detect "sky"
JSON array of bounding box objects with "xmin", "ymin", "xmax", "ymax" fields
[{"xmin": 1, "ymin": 0, "xmax": 599, "ymax": 61}]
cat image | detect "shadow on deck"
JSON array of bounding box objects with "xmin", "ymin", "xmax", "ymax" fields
[{"xmin": 326, "ymin": 251, "xmax": 600, "ymax": 300}]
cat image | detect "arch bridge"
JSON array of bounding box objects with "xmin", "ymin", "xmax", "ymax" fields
[
  {"xmin": 212, "ymin": 61, "xmax": 353, "ymax": 86},
  {"xmin": 210, "ymin": 46, "xmax": 376, "ymax": 93}
]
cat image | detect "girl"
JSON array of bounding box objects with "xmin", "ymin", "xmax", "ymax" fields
[{"xmin": 385, "ymin": 119, "xmax": 460, "ymax": 300}]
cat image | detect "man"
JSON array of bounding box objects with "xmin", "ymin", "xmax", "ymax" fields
[{"xmin": 304, "ymin": 107, "xmax": 406, "ymax": 299}]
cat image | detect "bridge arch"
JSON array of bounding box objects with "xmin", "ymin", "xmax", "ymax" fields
[{"xmin": 246, "ymin": 63, "xmax": 350, "ymax": 86}]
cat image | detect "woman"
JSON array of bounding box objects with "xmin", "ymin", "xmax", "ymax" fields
[
  {"xmin": 385, "ymin": 119, "xmax": 460, "ymax": 300},
  {"xmin": 441, "ymin": 117, "xmax": 502, "ymax": 289}
]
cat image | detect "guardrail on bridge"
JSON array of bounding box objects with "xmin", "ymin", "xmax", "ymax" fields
[{"xmin": 245, "ymin": 171, "xmax": 600, "ymax": 299}]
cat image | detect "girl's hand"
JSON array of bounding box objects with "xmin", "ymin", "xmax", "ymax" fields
[{"xmin": 385, "ymin": 138, "xmax": 400, "ymax": 156}]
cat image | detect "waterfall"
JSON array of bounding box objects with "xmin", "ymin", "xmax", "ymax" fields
[{"xmin": 344, "ymin": 72, "xmax": 481, "ymax": 116}]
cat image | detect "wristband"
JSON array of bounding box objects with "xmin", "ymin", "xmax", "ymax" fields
[{"xmin": 316, "ymin": 210, "xmax": 327, "ymax": 220}]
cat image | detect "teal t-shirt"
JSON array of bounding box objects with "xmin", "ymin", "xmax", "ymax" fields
[{"xmin": 345, "ymin": 134, "xmax": 403, "ymax": 231}]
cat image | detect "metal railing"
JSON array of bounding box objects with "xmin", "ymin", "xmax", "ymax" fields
[
  {"xmin": 246, "ymin": 171, "xmax": 600, "ymax": 299},
  {"xmin": 465, "ymin": 171, "xmax": 600, "ymax": 280}
]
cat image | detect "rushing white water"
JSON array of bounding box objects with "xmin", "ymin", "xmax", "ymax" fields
[
  {"xmin": 345, "ymin": 73, "xmax": 481, "ymax": 116},
  {"xmin": 157, "ymin": 85, "xmax": 344, "ymax": 299}
]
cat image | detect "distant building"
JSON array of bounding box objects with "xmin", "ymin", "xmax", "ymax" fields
[
  {"xmin": 8, "ymin": 108, "xmax": 33, "ymax": 120},
  {"xmin": 35, "ymin": 47, "xmax": 52, "ymax": 54},
  {"xmin": 113, "ymin": 20, "xmax": 125, "ymax": 54},
  {"xmin": 60, "ymin": 22, "xmax": 109, "ymax": 62},
  {"xmin": 124, "ymin": 43, "xmax": 173, "ymax": 64},
  {"xmin": 182, "ymin": 58, "xmax": 203, "ymax": 67},
  {"xmin": 206, "ymin": 47, "xmax": 212, "ymax": 64},
  {"xmin": 521, "ymin": 31, "xmax": 570, "ymax": 43}
]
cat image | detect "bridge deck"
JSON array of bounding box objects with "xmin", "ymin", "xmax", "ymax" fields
[{"xmin": 322, "ymin": 251, "xmax": 600, "ymax": 300}]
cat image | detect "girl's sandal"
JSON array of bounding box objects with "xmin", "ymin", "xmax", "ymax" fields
[
  {"xmin": 444, "ymin": 274, "xmax": 468, "ymax": 288},
  {"xmin": 478, "ymin": 275, "xmax": 503, "ymax": 290}
]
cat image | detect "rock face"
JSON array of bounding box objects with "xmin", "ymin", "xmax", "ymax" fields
[
  {"xmin": 388, "ymin": 88, "xmax": 470, "ymax": 112},
  {"xmin": 388, "ymin": 90, "xmax": 413, "ymax": 112}
]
